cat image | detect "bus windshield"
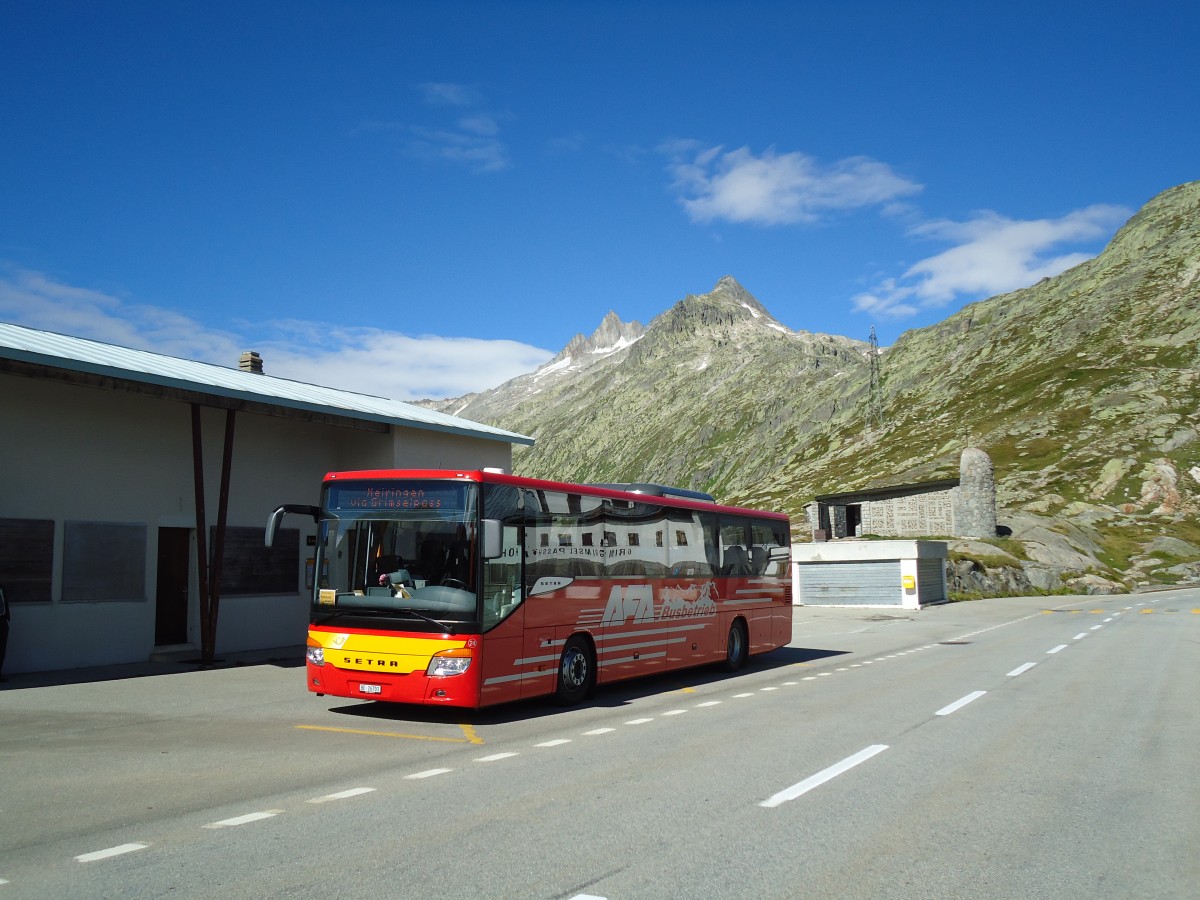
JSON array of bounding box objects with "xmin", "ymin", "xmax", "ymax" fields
[{"xmin": 314, "ymin": 479, "xmax": 480, "ymax": 623}]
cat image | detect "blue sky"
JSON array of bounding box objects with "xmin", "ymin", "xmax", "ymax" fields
[{"xmin": 1, "ymin": 0, "xmax": 1196, "ymax": 401}]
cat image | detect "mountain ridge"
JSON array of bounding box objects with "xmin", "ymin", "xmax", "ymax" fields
[{"xmin": 424, "ymin": 181, "xmax": 1200, "ymax": 591}]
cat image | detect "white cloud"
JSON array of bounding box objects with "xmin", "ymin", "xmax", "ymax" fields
[
  {"xmin": 853, "ymin": 204, "xmax": 1130, "ymax": 319},
  {"xmin": 407, "ymin": 125, "xmax": 510, "ymax": 173},
  {"xmin": 457, "ymin": 114, "xmax": 500, "ymax": 137},
  {"xmin": 0, "ymin": 267, "xmax": 552, "ymax": 402},
  {"xmin": 403, "ymin": 83, "xmax": 510, "ymax": 173},
  {"xmin": 256, "ymin": 325, "xmax": 552, "ymax": 401},
  {"xmin": 662, "ymin": 142, "xmax": 922, "ymax": 226},
  {"xmin": 417, "ymin": 82, "xmax": 483, "ymax": 107}
]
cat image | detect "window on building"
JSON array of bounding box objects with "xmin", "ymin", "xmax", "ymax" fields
[
  {"xmin": 0, "ymin": 517, "xmax": 55, "ymax": 603},
  {"xmin": 63, "ymin": 521, "xmax": 147, "ymax": 602},
  {"xmin": 216, "ymin": 526, "xmax": 300, "ymax": 595}
]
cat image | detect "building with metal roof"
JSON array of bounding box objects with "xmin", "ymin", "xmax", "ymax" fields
[{"xmin": 0, "ymin": 322, "xmax": 533, "ymax": 675}]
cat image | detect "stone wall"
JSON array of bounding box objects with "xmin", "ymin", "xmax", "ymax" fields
[{"xmin": 956, "ymin": 447, "xmax": 997, "ymax": 539}]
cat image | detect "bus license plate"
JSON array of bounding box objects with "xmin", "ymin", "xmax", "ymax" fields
[{"xmin": 360, "ymin": 684, "xmax": 382, "ymax": 695}]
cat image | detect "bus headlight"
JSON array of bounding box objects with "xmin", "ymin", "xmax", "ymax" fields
[
  {"xmin": 306, "ymin": 645, "xmax": 325, "ymax": 666},
  {"xmin": 427, "ymin": 649, "xmax": 473, "ymax": 677}
]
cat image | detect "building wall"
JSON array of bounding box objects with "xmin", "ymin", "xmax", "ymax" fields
[
  {"xmin": 0, "ymin": 372, "xmax": 513, "ymax": 674},
  {"xmin": 392, "ymin": 427, "xmax": 513, "ymax": 473},
  {"xmin": 807, "ymin": 487, "xmax": 959, "ymax": 539},
  {"xmin": 858, "ymin": 487, "xmax": 958, "ymax": 537}
]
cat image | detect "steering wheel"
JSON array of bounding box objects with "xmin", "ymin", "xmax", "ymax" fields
[{"xmin": 440, "ymin": 578, "xmax": 468, "ymax": 590}]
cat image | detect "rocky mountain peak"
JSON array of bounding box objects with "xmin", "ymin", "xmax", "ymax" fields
[
  {"xmin": 666, "ymin": 275, "xmax": 786, "ymax": 332},
  {"xmin": 624, "ymin": 276, "xmax": 794, "ymax": 367},
  {"xmin": 548, "ymin": 310, "xmax": 645, "ymax": 368}
]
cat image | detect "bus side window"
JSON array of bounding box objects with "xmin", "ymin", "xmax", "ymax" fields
[
  {"xmin": 482, "ymin": 484, "xmax": 525, "ymax": 629},
  {"xmin": 602, "ymin": 498, "xmax": 669, "ymax": 578},
  {"xmin": 667, "ymin": 509, "xmax": 716, "ymax": 577},
  {"xmin": 720, "ymin": 517, "xmax": 754, "ymax": 577}
]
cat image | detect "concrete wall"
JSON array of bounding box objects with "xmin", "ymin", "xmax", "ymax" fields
[{"xmin": 0, "ymin": 372, "xmax": 514, "ymax": 674}]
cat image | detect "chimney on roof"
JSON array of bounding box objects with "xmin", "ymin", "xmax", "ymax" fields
[{"xmin": 239, "ymin": 351, "xmax": 264, "ymax": 374}]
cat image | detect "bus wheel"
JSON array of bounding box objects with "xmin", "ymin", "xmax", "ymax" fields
[
  {"xmin": 555, "ymin": 635, "xmax": 594, "ymax": 705},
  {"xmin": 722, "ymin": 619, "xmax": 748, "ymax": 672}
]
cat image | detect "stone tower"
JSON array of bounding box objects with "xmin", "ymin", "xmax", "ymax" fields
[{"xmin": 957, "ymin": 447, "xmax": 997, "ymax": 538}]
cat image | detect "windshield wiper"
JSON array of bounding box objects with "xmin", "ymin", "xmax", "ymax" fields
[{"xmin": 398, "ymin": 607, "xmax": 445, "ymax": 628}]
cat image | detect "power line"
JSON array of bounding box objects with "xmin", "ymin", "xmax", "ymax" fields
[{"xmin": 867, "ymin": 325, "xmax": 883, "ymax": 429}]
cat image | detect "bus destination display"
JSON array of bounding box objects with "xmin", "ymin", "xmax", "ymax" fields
[{"xmin": 326, "ymin": 482, "xmax": 466, "ymax": 512}]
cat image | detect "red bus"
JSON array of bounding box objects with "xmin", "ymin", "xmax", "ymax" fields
[{"xmin": 267, "ymin": 469, "xmax": 792, "ymax": 708}]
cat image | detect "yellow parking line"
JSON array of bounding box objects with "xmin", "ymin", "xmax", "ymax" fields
[
  {"xmin": 296, "ymin": 725, "xmax": 472, "ymax": 743},
  {"xmin": 459, "ymin": 723, "xmax": 484, "ymax": 744},
  {"xmin": 1139, "ymin": 609, "xmax": 1154, "ymax": 614}
]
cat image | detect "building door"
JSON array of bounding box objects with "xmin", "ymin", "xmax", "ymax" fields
[{"xmin": 155, "ymin": 527, "xmax": 191, "ymax": 645}]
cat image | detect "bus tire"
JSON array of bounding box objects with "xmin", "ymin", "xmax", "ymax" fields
[
  {"xmin": 722, "ymin": 619, "xmax": 748, "ymax": 672},
  {"xmin": 555, "ymin": 635, "xmax": 595, "ymax": 705}
]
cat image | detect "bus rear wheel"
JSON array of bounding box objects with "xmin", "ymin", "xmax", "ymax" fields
[
  {"xmin": 555, "ymin": 635, "xmax": 595, "ymax": 705},
  {"xmin": 722, "ymin": 619, "xmax": 748, "ymax": 672}
]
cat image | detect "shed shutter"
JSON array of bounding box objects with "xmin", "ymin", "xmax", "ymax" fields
[{"xmin": 798, "ymin": 560, "xmax": 901, "ymax": 606}]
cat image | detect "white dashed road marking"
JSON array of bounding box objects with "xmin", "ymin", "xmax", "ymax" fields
[
  {"xmin": 203, "ymin": 811, "xmax": 281, "ymax": 829},
  {"xmin": 405, "ymin": 768, "xmax": 452, "ymax": 780},
  {"xmin": 760, "ymin": 745, "xmax": 889, "ymax": 808},
  {"xmin": 936, "ymin": 691, "xmax": 987, "ymax": 716},
  {"xmin": 75, "ymin": 843, "xmax": 149, "ymax": 863},
  {"xmin": 308, "ymin": 787, "xmax": 375, "ymax": 803}
]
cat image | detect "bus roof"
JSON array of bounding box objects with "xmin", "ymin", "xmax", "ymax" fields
[{"xmin": 322, "ymin": 469, "xmax": 789, "ymax": 520}]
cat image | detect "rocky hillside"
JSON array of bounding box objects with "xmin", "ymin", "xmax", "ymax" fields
[
  {"xmin": 427, "ymin": 182, "xmax": 1200, "ymax": 592},
  {"xmin": 428, "ymin": 276, "xmax": 871, "ymax": 497}
]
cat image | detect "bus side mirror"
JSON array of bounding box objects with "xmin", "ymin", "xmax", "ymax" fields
[
  {"xmin": 482, "ymin": 519, "xmax": 503, "ymax": 560},
  {"xmin": 265, "ymin": 504, "xmax": 320, "ymax": 547}
]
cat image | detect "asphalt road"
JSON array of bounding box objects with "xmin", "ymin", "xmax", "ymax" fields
[{"xmin": 1, "ymin": 589, "xmax": 1197, "ymax": 899}]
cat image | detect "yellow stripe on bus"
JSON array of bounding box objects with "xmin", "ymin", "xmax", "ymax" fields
[
  {"xmin": 309, "ymin": 631, "xmax": 469, "ymax": 674},
  {"xmin": 309, "ymin": 632, "xmax": 468, "ymax": 654}
]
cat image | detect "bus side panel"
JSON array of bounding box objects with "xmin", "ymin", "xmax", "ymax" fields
[
  {"xmin": 747, "ymin": 606, "xmax": 776, "ymax": 655},
  {"xmin": 519, "ymin": 579, "xmax": 601, "ymax": 698},
  {"xmin": 659, "ymin": 577, "xmax": 722, "ymax": 670},
  {"xmin": 478, "ymin": 608, "xmax": 527, "ymax": 707},
  {"xmin": 593, "ymin": 578, "xmax": 679, "ymax": 685},
  {"xmin": 519, "ymin": 620, "xmax": 558, "ymax": 700},
  {"xmin": 591, "ymin": 621, "xmax": 666, "ymax": 685},
  {"xmin": 727, "ymin": 576, "xmax": 791, "ymax": 657},
  {"xmin": 662, "ymin": 611, "xmax": 721, "ymax": 669},
  {"xmin": 774, "ymin": 589, "xmax": 793, "ymax": 648}
]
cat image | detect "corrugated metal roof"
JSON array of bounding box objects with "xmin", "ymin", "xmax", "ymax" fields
[{"xmin": 0, "ymin": 322, "xmax": 534, "ymax": 446}]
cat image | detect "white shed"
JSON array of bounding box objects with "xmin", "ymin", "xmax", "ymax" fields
[{"xmin": 792, "ymin": 540, "xmax": 948, "ymax": 609}]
